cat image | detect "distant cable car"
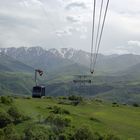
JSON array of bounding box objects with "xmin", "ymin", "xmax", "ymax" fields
[{"xmin": 32, "ymin": 69, "xmax": 46, "ymax": 98}]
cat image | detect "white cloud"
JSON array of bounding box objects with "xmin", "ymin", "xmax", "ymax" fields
[
  {"xmin": 21, "ymin": 0, "xmax": 43, "ymax": 8},
  {"xmin": 55, "ymin": 26, "xmax": 73, "ymax": 37},
  {"xmin": 66, "ymin": 16, "xmax": 80, "ymax": 23},
  {"xmin": 65, "ymin": 2, "xmax": 87, "ymax": 10},
  {"xmin": 128, "ymin": 40, "xmax": 140, "ymax": 47},
  {"xmin": 104, "ymin": 40, "xmax": 140, "ymax": 55}
]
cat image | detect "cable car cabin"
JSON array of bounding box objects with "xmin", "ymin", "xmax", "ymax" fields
[{"xmin": 32, "ymin": 86, "xmax": 45, "ymax": 98}]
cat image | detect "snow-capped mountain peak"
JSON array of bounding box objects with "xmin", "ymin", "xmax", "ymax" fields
[
  {"xmin": 0, "ymin": 46, "xmax": 91, "ymax": 67},
  {"xmin": 48, "ymin": 48, "xmax": 75, "ymax": 59}
]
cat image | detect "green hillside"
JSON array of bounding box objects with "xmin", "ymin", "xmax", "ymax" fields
[
  {"xmin": 0, "ymin": 71, "xmax": 140, "ymax": 104},
  {"xmin": 0, "ymin": 96, "xmax": 140, "ymax": 140},
  {"xmin": 0, "ymin": 52, "xmax": 140, "ymax": 104},
  {"xmin": 0, "ymin": 54, "xmax": 33, "ymax": 72},
  {"xmin": 0, "ymin": 72, "xmax": 34, "ymax": 95}
]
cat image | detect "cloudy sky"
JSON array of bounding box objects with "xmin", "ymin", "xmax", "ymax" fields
[{"xmin": 0, "ymin": 0, "xmax": 140, "ymax": 54}]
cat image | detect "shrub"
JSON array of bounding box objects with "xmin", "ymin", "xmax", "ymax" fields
[
  {"xmin": 46, "ymin": 106, "xmax": 53, "ymax": 110},
  {"xmin": 58, "ymin": 101, "xmax": 71, "ymax": 105},
  {"xmin": 37, "ymin": 114, "xmax": 43, "ymax": 123},
  {"xmin": 54, "ymin": 115, "xmax": 71, "ymax": 128},
  {"xmin": 133, "ymin": 103, "xmax": 139, "ymax": 107},
  {"xmin": 24, "ymin": 97, "xmax": 32, "ymax": 99},
  {"xmin": 112, "ymin": 104, "xmax": 119, "ymax": 107},
  {"xmin": 0, "ymin": 129, "xmax": 4, "ymax": 140},
  {"xmin": 72, "ymin": 125, "xmax": 100, "ymax": 140},
  {"xmin": 58, "ymin": 133, "xmax": 68, "ymax": 140},
  {"xmin": 112, "ymin": 102, "xmax": 117, "ymax": 105},
  {"xmin": 71, "ymin": 101, "xmax": 80, "ymax": 106},
  {"xmin": 112, "ymin": 102, "xmax": 119, "ymax": 107},
  {"xmin": 95, "ymin": 99, "xmax": 103, "ymax": 103},
  {"xmin": 68, "ymin": 95, "xmax": 83, "ymax": 102},
  {"xmin": 0, "ymin": 111, "xmax": 12, "ymax": 128},
  {"xmin": 45, "ymin": 114, "xmax": 71, "ymax": 129},
  {"xmin": 22, "ymin": 115, "xmax": 31, "ymax": 121},
  {"xmin": 24, "ymin": 124, "xmax": 54, "ymax": 140},
  {"xmin": 58, "ymin": 96, "xmax": 67, "ymax": 100},
  {"xmin": 44, "ymin": 96, "xmax": 53, "ymax": 99},
  {"xmin": 68, "ymin": 95, "xmax": 84, "ymax": 106},
  {"xmin": 103, "ymin": 133, "xmax": 121, "ymax": 140},
  {"xmin": 7, "ymin": 106, "xmax": 29, "ymax": 124},
  {"xmin": 89, "ymin": 117, "xmax": 101, "ymax": 123},
  {"xmin": 8, "ymin": 106, "xmax": 22, "ymax": 124},
  {"xmin": 0, "ymin": 96, "xmax": 13, "ymax": 105},
  {"xmin": 3, "ymin": 124, "xmax": 21, "ymax": 140},
  {"xmin": 50, "ymin": 106, "xmax": 70, "ymax": 115}
]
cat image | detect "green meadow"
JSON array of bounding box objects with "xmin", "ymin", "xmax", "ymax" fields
[{"xmin": 0, "ymin": 96, "xmax": 140, "ymax": 140}]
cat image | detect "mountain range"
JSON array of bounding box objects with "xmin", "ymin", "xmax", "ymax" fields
[
  {"xmin": 0, "ymin": 46, "xmax": 140, "ymax": 104},
  {"xmin": 1, "ymin": 46, "xmax": 140, "ymax": 75}
]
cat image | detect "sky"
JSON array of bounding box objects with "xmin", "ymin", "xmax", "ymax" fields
[{"xmin": 0, "ymin": 0, "xmax": 140, "ymax": 54}]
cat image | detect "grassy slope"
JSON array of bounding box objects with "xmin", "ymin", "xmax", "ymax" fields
[
  {"xmin": 1, "ymin": 71, "xmax": 140, "ymax": 104},
  {"xmin": 0, "ymin": 54, "xmax": 33, "ymax": 72},
  {"xmin": 0, "ymin": 72, "xmax": 34, "ymax": 95},
  {"xmin": 6, "ymin": 98, "xmax": 139, "ymax": 140}
]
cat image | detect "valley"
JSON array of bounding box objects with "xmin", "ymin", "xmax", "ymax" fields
[{"xmin": 0, "ymin": 47, "xmax": 140, "ymax": 104}]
